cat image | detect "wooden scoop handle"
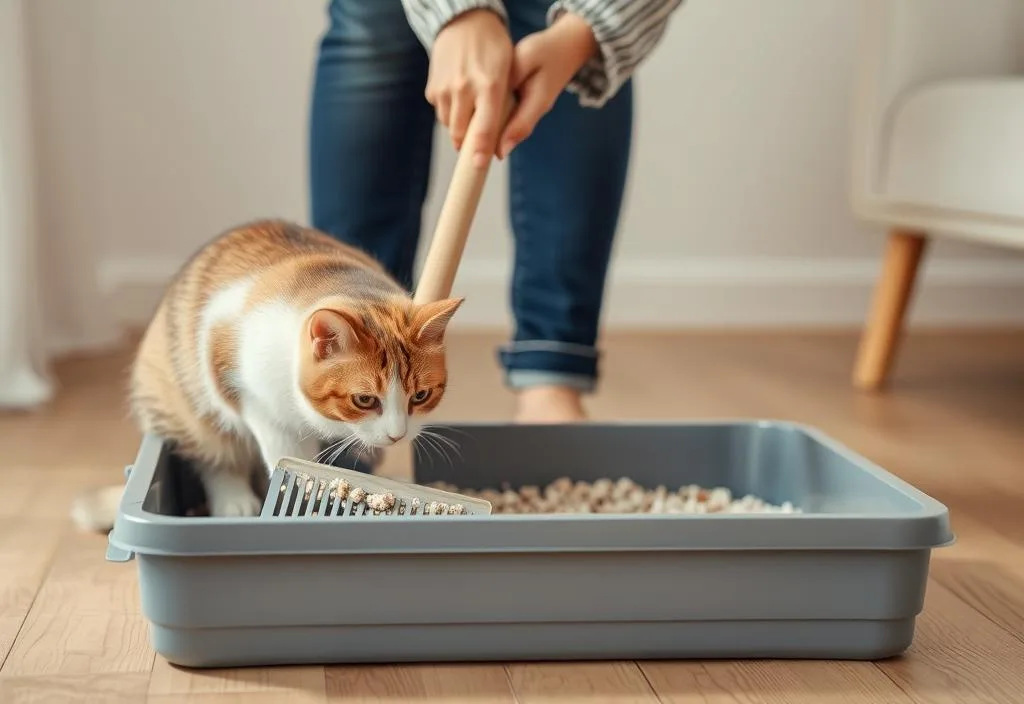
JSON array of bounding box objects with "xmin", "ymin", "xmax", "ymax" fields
[{"xmin": 413, "ymin": 96, "xmax": 516, "ymax": 305}]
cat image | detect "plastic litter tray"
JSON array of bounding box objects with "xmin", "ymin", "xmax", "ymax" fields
[{"xmin": 107, "ymin": 420, "xmax": 953, "ymax": 668}]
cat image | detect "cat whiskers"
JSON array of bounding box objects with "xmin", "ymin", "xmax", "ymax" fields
[
  {"xmin": 421, "ymin": 425, "xmax": 464, "ymax": 461},
  {"xmin": 316, "ymin": 434, "xmax": 359, "ymax": 467},
  {"xmin": 354, "ymin": 437, "xmax": 374, "ymax": 464},
  {"xmin": 314, "ymin": 438, "xmax": 343, "ymax": 464},
  {"xmin": 411, "ymin": 436, "xmax": 424, "ymax": 466},
  {"xmin": 414, "ymin": 433, "xmax": 446, "ymax": 466},
  {"xmin": 335, "ymin": 435, "xmax": 366, "ymax": 467},
  {"xmin": 414, "ymin": 426, "xmax": 463, "ymax": 468},
  {"xmin": 411, "ymin": 433, "xmax": 438, "ymax": 465},
  {"xmin": 424, "ymin": 424, "xmax": 471, "ymax": 442}
]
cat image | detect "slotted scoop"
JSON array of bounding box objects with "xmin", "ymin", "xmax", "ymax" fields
[{"xmin": 261, "ymin": 456, "xmax": 492, "ymax": 518}]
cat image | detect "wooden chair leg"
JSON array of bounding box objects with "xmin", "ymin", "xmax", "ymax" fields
[{"xmin": 853, "ymin": 229, "xmax": 928, "ymax": 391}]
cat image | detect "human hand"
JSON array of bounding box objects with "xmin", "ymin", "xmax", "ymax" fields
[
  {"xmin": 498, "ymin": 12, "xmax": 598, "ymax": 159},
  {"xmin": 425, "ymin": 9, "xmax": 513, "ymax": 167}
]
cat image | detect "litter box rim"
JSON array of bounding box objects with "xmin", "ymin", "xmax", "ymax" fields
[{"xmin": 106, "ymin": 420, "xmax": 954, "ymax": 562}]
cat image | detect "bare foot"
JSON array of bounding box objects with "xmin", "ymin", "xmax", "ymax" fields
[{"xmin": 514, "ymin": 385, "xmax": 587, "ymax": 424}]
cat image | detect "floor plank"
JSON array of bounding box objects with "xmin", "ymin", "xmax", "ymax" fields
[
  {"xmin": 148, "ymin": 657, "xmax": 326, "ymax": 698},
  {"xmin": 506, "ymin": 662, "xmax": 659, "ymax": 702},
  {"xmin": 149, "ymin": 692, "xmax": 324, "ymax": 704},
  {"xmin": 925, "ymin": 511, "xmax": 1024, "ymax": 647},
  {"xmin": 879, "ymin": 581, "xmax": 1024, "ymax": 703},
  {"xmin": 0, "ymin": 672, "xmax": 150, "ymax": 704},
  {"xmin": 324, "ymin": 664, "xmax": 516, "ymax": 702},
  {"xmin": 632, "ymin": 663, "xmax": 740, "ymax": 704},
  {"xmin": 0, "ymin": 469, "xmax": 41, "ymax": 517},
  {"xmin": 641, "ymin": 660, "xmax": 914, "ymax": 703},
  {"xmin": 930, "ymin": 558, "xmax": 1024, "ymax": 649},
  {"xmin": 1, "ymin": 529, "xmax": 154, "ymax": 676},
  {"xmin": 0, "ymin": 519, "xmax": 65, "ymax": 666}
]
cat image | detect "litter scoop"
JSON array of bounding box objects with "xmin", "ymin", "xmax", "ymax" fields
[
  {"xmin": 262, "ymin": 456, "xmax": 492, "ymax": 518},
  {"xmin": 260, "ymin": 97, "xmax": 513, "ymax": 519}
]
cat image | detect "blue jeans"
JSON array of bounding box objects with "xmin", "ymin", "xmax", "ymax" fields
[{"xmin": 308, "ymin": 0, "xmax": 632, "ymax": 393}]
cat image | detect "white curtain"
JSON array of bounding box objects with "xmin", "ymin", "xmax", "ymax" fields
[{"xmin": 0, "ymin": 0, "xmax": 54, "ymax": 409}]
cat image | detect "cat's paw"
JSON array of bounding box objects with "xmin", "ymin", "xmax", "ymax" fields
[{"xmin": 207, "ymin": 486, "xmax": 262, "ymax": 518}]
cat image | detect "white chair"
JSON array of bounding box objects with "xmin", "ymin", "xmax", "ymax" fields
[{"xmin": 850, "ymin": 0, "xmax": 1024, "ymax": 390}]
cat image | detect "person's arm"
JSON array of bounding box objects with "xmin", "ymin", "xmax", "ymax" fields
[
  {"xmin": 547, "ymin": 0, "xmax": 685, "ymax": 107},
  {"xmin": 400, "ymin": 0, "xmax": 509, "ymax": 49}
]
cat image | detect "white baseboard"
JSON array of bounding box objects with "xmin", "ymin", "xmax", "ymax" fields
[{"xmin": 97, "ymin": 255, "xmax": 1024, "ymax": 330}]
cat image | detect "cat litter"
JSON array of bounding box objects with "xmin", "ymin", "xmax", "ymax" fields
[
  {"xmin": 106, "ymin": 421, "xmax": 952, "ymax": 667},
  {"xmin": 427, "ymin": 477, "xmax": 798, "ymax": 515}
]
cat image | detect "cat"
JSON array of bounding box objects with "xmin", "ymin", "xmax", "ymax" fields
[{"xmin": 71, "ymin": 219, "xmax": 462, "ymax": 531}]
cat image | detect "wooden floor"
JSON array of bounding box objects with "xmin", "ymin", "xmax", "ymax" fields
[{"xmin": 2, "ymin": 329, "xmax": 1023, "ymax": 703}]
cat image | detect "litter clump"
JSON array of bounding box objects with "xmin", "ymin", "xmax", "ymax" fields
[
  {"xmin": 332, "ymin": 478, "xmax": 351, "ymax": 500},
  {"xmin": 348, "ymin": 487, "xmax": 367, "ymax": 505},
  {"xmin": 427, "ymin": 477, "xmax": 799, "ymax": 515},
  {"xmin": 366, "ymin": 492, "xmax": 396, "ymax": 513}
]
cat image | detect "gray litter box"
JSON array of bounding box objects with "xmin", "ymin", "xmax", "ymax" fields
[{"xmin": 107, "ymin": 420, "xmax": 953, "ymax": 668}]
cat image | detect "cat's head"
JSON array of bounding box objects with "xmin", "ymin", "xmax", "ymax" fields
[{"xmin": 296, "ymin": 297, "xmax": 462, "ymax": 449}]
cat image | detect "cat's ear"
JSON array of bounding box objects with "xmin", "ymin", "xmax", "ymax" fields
[
  {"xmin": 412, "ymin": 297, "xmax": 463, "ymax": 346},
  {"xmin": 308, "ymin": 308, "xmax": 362, "ymax": 361}
]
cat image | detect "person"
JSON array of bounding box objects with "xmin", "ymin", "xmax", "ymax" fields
[{"xmin": 308, "ymin": 0, "xmax": 683, "ymax": 423}]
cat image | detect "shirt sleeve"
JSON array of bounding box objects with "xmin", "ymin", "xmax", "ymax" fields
[
  {"xmin": 547, "ymin": 0, "xmax": 685, "ymax": 107},
  {"xmin": 400, "ymin": 0, "xmax": 509, "ymax": 50}
]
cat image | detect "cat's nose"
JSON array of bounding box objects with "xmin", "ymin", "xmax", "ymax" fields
[{"xmin": 387, "ymin": 432, "xmax": 405, "ymax": 443}]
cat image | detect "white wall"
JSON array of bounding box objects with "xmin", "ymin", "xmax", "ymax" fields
[{"xmin": 25, "ymin": 0, "xmax": 1024, "ymax": 333}]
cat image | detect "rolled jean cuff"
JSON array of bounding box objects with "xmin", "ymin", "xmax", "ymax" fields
[{"xmin": 498, "ymin": 340, "xmax": 599, "ymax": 393}]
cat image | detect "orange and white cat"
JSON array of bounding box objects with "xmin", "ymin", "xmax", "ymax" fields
[{"xmin": 71, "ymin": 219, "xmax": 461, "ymax": 531}]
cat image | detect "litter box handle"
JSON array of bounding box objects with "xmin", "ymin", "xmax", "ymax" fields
[
  {"xmin": 413, "ymin": 93, "xmax": 517, "ymax": 304},
  {"xmin": 105, "ymin": 540, "xmax": 134, "ymax": 563},
  {"xmin": 105, "ymin": 464, "xmax": 136, "ymax": 563}
]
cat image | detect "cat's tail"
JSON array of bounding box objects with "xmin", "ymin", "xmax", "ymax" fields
[{"xmin": 70, "ymin": 485, "xmax": 124, "ymax": 532}]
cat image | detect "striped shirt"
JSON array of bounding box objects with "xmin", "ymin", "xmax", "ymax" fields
[{"xmin": 400, "ymin": 0, "xmax": 684, "ymax": 107}]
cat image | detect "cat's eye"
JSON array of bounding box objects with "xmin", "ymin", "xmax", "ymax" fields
[
  {"xmin": 411, "ymin": 389, "xmax": 431, "ymax": 405},
  {"xmin": 351, "ymin": 394, "xmax": 379, "ymax": 410}
]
